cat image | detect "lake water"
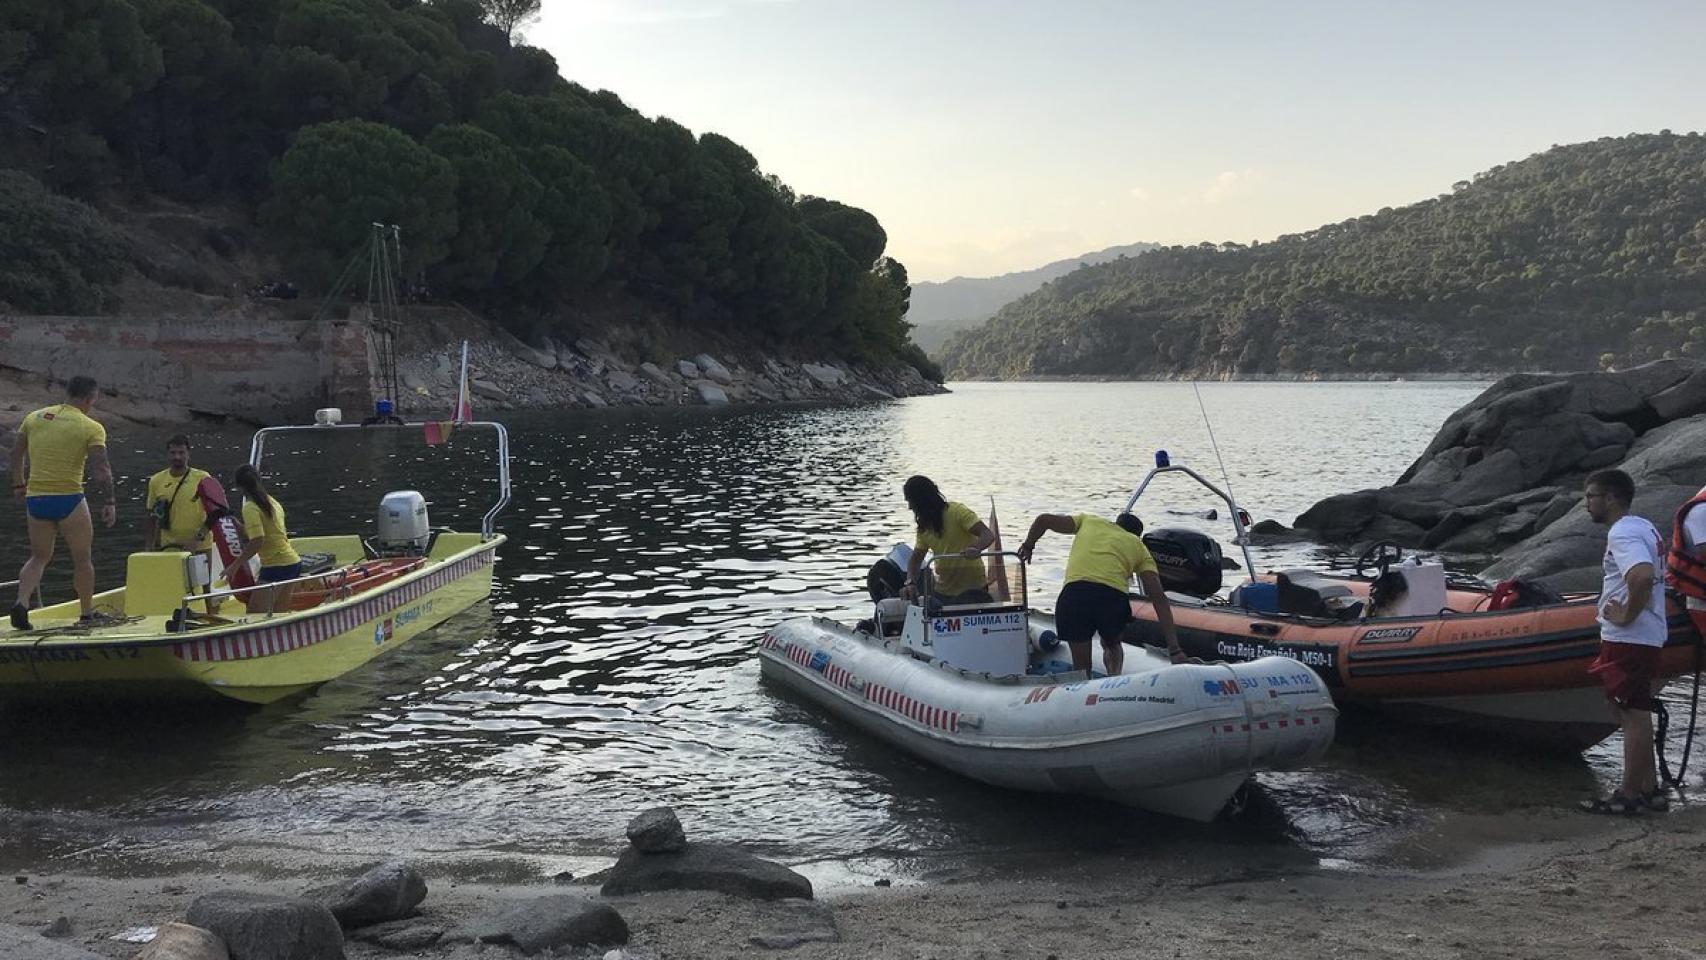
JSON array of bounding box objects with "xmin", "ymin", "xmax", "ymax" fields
[{"xmin": 2, "ymin": 381, "xmax": 1696, "ymax": 881}]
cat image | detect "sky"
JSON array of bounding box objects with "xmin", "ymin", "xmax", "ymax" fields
[{"xmin": 532, "ymin": 0, "xmax": 1706, "ymax": 282}]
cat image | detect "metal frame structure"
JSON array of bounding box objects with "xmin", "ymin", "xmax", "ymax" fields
[
  {"xmin": 249, "ymin": 420, "xmax": 512, "ymax": 539},
  {"xmin": 1123, "ymin": 458, "xmax": 1259, "ymax": 578}
]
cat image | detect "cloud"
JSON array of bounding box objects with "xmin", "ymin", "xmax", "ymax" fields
[
  {"xmin": 1202, "ymin": 169, "xmax": 1265, "ymax": 204},
  {"xmin": 1128, "ymin": 186, "xmax": 1151, "ymax": 203}
]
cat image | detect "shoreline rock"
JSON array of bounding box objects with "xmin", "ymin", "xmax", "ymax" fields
[
  {"xmin": 394, "ymin": 329, "xmax": 945, "ymax": 417},
  {"xmin": 1294, "ymin": 360, "xmax": 1706, "ymax": 588}
]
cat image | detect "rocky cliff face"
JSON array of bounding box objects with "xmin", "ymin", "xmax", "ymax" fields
[{"xmin": 1295, "ymin": 360, "xmax": 1706, "ymax": 590}]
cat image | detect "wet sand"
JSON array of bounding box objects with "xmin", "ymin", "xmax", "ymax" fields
[{"xmin": 4, "ymin": 803, "xmax": 1701, "ymax": 959}]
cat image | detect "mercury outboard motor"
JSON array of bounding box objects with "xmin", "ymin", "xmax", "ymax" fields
[{"xmin": 1142, "ymin": 527, "xmax": 1223, "ymax": 597}]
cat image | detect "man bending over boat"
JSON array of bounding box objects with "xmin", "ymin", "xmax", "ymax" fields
[
  {"xmin": 900, "ymin": 476, "xmax": 996, "ymax": 604},
  {"xmin": 1581, "ymin": 469, "xmax": 1668, "ymax": 815},
  {"xmin": 1017, "ymin": 512, "xmax": 1185, "ymax": 675},
  {"xmin": 9, "ymin": 376, "xmax": 118, "ymax": 629}
]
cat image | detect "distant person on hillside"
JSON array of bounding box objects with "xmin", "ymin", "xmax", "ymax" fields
[
  {"xmin": 1581, "ymin": 469, "xmax": 1669, "ymax": 814},
  {"xmin": 9, "ymin": 376, "xmax": 118, "ymax": 629},
  {"xmin": 1017, "ymin": 511, "xmax": 1185, "ymax": 676},
  {"xmin": 231, "ymin": 464, "xmax": 301, "ymax": 615},
  {"xmin": 901, "ymin": 476, "xmax": 995, "ymax": 605},
  {"xmin": 142, "ymin": 434, "xmax": 214, "ymax": 553}
]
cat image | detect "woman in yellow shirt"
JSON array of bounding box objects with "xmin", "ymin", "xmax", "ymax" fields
[
  {"xmin": 232, "ymin": 464, "xmax": 301, "ymax": 615},
  {"xmin": 901, "ymin": 475, "xmax": 995, "ymax": 604}
]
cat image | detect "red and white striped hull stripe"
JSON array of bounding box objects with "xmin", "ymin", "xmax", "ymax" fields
[
  {"xmin": 1217, "ymin": 716, "xmax": 1326, "ymax": 734},
  {"xmin": 172, "ymin": 548, "xmax": 495, "ymax": 663},
  {"xmin": 777, "ymin": 640, "xmax": 959, "ymax": 733},
  {"xmin": 865, "ymin": 683, "xmax": 959, "ymax": 733}
]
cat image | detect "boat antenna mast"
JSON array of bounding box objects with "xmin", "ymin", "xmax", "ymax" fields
[{"xmin": 1192, "ymin": 381, "xmax": 1258, "ymax": 575}]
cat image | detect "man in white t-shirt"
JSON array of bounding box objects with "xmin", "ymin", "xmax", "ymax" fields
[{"xmin": 1581, "ymin": 469, "xmax": 1668, "ymax": 814}]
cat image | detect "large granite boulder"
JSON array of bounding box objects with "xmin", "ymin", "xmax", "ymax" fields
[
  {"xmin": 692, "ymin": 353, "xmax": 734, "ymax": 385},
  {"xmin": 186, "ymin": 891, "xmax": 344, "ymax": 960},
  {"xmin": 1295, "ymin": 361, "xmax": 1706, "ymax": 582},
  {"xmin": 626, "ymin": 806, "xmax": 687, "ymax": 853},
  {"xmin": 316, "ymin": 860, "xmax": 427, "ymax": 930},
  {"xmin": 449, "ymin": 897, "xmax": 628, "ymax": 955},
  {"xmin": 136, "ymin": 923, "xmax": 230, "ymax": 960},
  {"xmin": 601, "ymin": 842, "xmax": 812, "ymax": 900},
  {"xmin": 1482, "ymin": 415, "xmax": 1706, "ymax": 587}
]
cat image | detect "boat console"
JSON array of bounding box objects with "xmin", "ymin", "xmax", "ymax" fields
[{"xmin": 894, "ymin": 552, "xmax": 1030, "ymax": 676}]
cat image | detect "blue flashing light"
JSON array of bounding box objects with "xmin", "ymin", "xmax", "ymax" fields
[
  {"xmin": 1155, "ymin": 449, "xmax": 1170, "ymax": 468},
  {"xmin": 375, "ymin": 398, "xmax": 394, "ymax": 416}
]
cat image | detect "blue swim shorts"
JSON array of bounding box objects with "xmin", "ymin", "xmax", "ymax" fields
[
  {"xmin": 25, "ymin": 494, "xmax": 85, "ymax": 522},
  {"xmin": 258, "ymin": 562, "xmax": 303, "ymax": 584}
]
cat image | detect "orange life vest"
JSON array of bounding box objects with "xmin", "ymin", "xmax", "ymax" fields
[{"xmin": 1667, "ymin": 487, "xmax": 1706, "ymax": 600}]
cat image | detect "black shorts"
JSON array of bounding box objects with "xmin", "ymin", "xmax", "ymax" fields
[{"xmin": 1056, "ymin": 580, "xmax": 1132, "ymax": 647}]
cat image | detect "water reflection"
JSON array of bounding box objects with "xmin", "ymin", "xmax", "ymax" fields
[{"xmin": 5, "ymin": 381, "xmax": 1689, "ymax": 875}]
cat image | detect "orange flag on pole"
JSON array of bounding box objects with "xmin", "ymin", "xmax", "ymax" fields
[
  {"xmin": 425, "ymin": 341, "xmax": 472, "ymax": 446},
  {"xmin": 986, "ymin": 496, "xmax": 1010, "ymax": 602}
]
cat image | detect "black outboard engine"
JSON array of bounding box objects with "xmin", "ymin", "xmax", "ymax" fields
[{"xmin": 1141, "ymin": 528, "xmax": 1223, "ymax": 597}]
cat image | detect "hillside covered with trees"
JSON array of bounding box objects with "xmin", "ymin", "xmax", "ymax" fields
[
  {"xmin": 940, "ymin": 133, "xmax": 1706, "ymax": 379},
  {"xmin": 0, "ymin": 0, "xmax": 936, "ymax": 376},
  {"xmin": 907, "ymin": 242, "xmax": 1158, "ymax": 354}
]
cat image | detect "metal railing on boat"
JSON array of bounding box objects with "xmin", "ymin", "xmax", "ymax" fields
[{"xmin": 248, "ymin": 419, "xmax": 511, "ymax": 539}]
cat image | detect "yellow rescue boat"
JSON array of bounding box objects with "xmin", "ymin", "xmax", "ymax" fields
[{"xmin": 0, "ymin": 418, "xmax": 508, "ymax": 705}]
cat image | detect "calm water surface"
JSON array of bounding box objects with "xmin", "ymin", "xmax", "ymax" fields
[{"xmin": 2, "ymin": 382, "xmax": 1694, "ymax": 878}]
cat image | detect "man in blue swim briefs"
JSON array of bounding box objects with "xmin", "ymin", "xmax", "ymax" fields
[{"xmin": 9, "ymin": 376, "xmax": 118, "ymax": 629}]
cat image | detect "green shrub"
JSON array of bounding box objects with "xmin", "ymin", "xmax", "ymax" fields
[{"xmin": 0, "ymin": 170, "xmax": 129, "ymax": 313}]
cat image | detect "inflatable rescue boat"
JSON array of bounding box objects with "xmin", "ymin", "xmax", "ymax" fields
[
  {"xmin": 1117, "ymin": 455, "xmax": 1703, "ymax": 749},
  {"xmin": 758, "ymin": 556, "xmax": 1337, "ymax": 822}
]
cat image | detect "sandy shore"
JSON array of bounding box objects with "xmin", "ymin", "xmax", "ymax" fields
[{"xmin": 5, "ymin": 801, "xmax": 1702, "ymax": 959}]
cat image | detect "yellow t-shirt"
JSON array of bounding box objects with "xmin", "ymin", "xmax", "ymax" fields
[
  {"xmin": 146, "ymin": 467, "xmax": 213, "ymax": 550},
  {"xmin": 914, "ymin": 500, "xmax": 985, "ymax": 596},
  {"xmin": 1064, "ymin": 514, "xmax": 1158, "ymax": 592},
  {"xmin": 18, "ymin": 404, "xmax": 106, "ymax": 495},
  {"xmin": 242, "ymin": 497, "xmax": 301, "ymax": 568}
]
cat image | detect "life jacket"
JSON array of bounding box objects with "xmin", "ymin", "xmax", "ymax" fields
[{"xmin": 1667, "ymin": 487, "xmax": 1706, "ymax": 600}]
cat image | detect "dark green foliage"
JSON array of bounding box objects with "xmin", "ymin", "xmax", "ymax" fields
[
  {"xmin": 261, "ymin": 119, "xmax": 456, "ymax": 282},
  {"xmin": 0, "ymin": 170, "xmax": 129, "ymax": 313},
  {"xmin": 423, "ymin": 123, "xmax": 547, "ymax": 290},
  {"xmin": 942, "ymin": 133, "xmax": 1706, "ymax": 378},
  {"xmin": 0, "ymin": 0, "xmax": 919, "ymax": 363}
]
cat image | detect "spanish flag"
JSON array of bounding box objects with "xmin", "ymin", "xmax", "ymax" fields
[{"xmin": 425, "ymin": 341, "xmax": 473, "ymax": 446}]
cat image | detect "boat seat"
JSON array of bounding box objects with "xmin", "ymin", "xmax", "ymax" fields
[{"xmin": 1275, "ymin": 569, "xmax": 1360, "ymax": 620}]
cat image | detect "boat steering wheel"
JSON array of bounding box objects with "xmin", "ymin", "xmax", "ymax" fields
[{"xmin": 1354, "ymin": 541, "xmax": 1404, "ymax": 578}]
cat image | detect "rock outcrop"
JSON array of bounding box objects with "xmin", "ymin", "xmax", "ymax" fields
[
  {"xmin": 185, "ymin": 891, "xmax": 345, "ymax": 960},
  {"xmin": 1294, "ymin": 360, "xmax": 1706, "ymax": 588},
  {"xmin": 395, "ymin": 331, "xmax": 944, "ymax": 416}
]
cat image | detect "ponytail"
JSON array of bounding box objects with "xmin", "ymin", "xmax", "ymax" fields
[{"xmin": 233, "ymin": 464, "xmax": 276, "ymax": 522}]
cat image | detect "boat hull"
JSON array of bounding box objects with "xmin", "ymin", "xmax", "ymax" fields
[
  {"xmin": 1125, "ymin": 575, "xmax": 1702, "ymax": 749},
  {"xmin": 0, "ymin": 535, "xmax": 500, "ymax": 705},
  {"xmin": 758, "ymin": 616, "xmax": 1337, "ymax": 821}
]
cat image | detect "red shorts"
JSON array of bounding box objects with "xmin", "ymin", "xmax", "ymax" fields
[{"xmin": 1588, "ymin": 640, "xmax": 1662, "ymax": 711}]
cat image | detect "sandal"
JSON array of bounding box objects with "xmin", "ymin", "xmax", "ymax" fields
[
  {"xmin": 1579, "ymin": 794, "xmax": 1642, "ymax": 815},
  {"xmin": 1643, "ymin": 788, "xmax": 1671, "ymax": 812}
]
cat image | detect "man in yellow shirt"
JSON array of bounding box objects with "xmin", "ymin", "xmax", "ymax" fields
[
  {"xmin": 9, "ymin": 376, "xmax": 117, "ymax": 629},
  {"xmin": 142, "ymin": 434, "xmax": 213, "ymax": 552},
  {"xmin": 1018, "ymin": 511, "xmax": 1183, "ymax": 676}
]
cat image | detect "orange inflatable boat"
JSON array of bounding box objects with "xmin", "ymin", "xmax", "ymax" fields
[{"xmin": 1116, "ymin": 456, "xmax": 1702, "ymax": 750}]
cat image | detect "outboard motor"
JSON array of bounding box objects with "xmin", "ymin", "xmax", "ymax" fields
[
  {"xmin": 1142, "ymin": 527, "xmax": 1223, "ymax": 597},
  {"xmin": 376, "ymin": 490, "xmax": 430, "ymax": 555}
]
